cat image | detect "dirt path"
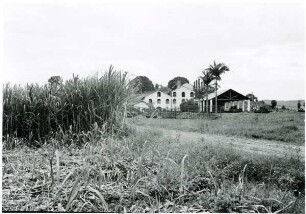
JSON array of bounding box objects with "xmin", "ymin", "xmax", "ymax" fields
[{"xmin": 135, "ymin": 125, "xmax": 305, "ymax": 159}]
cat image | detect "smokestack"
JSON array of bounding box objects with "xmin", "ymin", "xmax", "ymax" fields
[{"xmin": 198, "ymin": 78, "xmax": 200, "ymax": 89}]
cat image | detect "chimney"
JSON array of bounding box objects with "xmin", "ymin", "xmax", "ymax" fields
[{"xmin": 198, "ymin": 78, "xmax": 200, "ymax": 89}]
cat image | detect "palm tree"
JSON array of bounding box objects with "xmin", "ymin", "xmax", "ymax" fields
[
  {"xmin": 201, "ymin": 70, "xmax": 214, "ymax": 114},
  {"xmin": 205, "ymin": 61, "xmax": 230, "ymax": 113}
]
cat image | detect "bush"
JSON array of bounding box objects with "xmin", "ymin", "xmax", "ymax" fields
[{"xmin": 180, "ymin": 99, "xmax": 199, "ymax": 112}]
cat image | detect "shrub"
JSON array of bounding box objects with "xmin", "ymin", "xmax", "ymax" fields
[{"xmin": 180, "ymin": 99, "xmax": 199, "ymax": 112}]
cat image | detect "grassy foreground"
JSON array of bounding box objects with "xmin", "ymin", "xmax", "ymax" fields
[{"xmin": 2, "ymin": 122, "xmax": 304, "ymax": 212}]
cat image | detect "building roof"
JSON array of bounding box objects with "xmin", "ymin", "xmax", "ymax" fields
[
  {"xmin": 129, "ymin": 91, "xmax": 153, "ymax": 105},
  {"xmin": 181, "ymin": 83, "xmax": 194, "ymax": 90},
  {"xmin": 129, "ymin": 90, "xmax": 172, "ymax": 105},
  {"xmin": 134, "ymin": 100, "xmax": 150, "ymax": 106},
  {"xmin": 206, "ymin": 89, "xmax": 249, "ymax": 101}
]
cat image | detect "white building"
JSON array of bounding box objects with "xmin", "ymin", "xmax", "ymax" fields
[
  {"xmin": 170, "ymin": 83, "xmax": 195, "ymax": 110},
  {"xmin": 133, "ymin": 82, "xmax": 195, "ymax": 111},
  {"xmin": 141, "ymin": 91, "xmax": 173, "ymax": 110}
]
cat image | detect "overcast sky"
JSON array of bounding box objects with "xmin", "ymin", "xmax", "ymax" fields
[{"xmin": 1, "ymin": 0, "xmax": 305, "ymax": 100}]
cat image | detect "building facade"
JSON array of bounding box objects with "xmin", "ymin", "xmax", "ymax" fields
[{"xmin": 133, "ymin": 83, "xmax": 195, "ymax": 111}]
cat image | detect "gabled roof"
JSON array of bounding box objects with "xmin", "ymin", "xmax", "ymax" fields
[
  {"xmin": 134, "ymin": 100, "xmax": 150, "ymax": 106},
  {"xmin": 206, "ymin": 89, "xmax": 249, "ymax": 101},
  {"xmin": 129, "ymin": 91, "xmax": 153, "ymax": 105},
  {"xmin": 181, "ymin": 83, "xmax": 194, "ymax": 90},
  {"xmin": 172, "ymin": 83, "xmax": 194, "ymax": 92}
]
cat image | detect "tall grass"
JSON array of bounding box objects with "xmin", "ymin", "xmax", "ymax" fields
[
  {"xmin": 3, "ymin": 127, "xmax": 304, "ymax": 212},
  {"xmin": 3, "ymin": 66, "xmax": 134, "ymax": 146}
]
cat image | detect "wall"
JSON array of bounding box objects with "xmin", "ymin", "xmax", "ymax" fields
[
  {"xmin": 171, "ymin": 84, "xmax": 195, "ymax": 110},
  {"xmin": 142, "ymin": 91, "xmax": 173, "ymax": 110}
]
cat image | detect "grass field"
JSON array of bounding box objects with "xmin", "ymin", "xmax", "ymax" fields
[
  {"xmin": 2, "ymin": 111, "xmax": 305, "ymax": 212},
  {"xmin": 132, "ymin": 112, "xmax": 305, "ymax": 145}
]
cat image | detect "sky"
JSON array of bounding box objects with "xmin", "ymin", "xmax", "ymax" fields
[{"xmin": 1, "ymin": 0, "xmax": 305, "ymax": 100}]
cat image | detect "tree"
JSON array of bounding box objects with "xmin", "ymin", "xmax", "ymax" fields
[
  {"xmin": 298, "ymin": 101, "xmax": 301, "ymax": 110},
  {"xmin": 271, "ymin": 100, "xmax": 277, "ymax": 109},
  {"xmin": 281, "ymin": 105, "xmax": 286, "ymax": 110},
  {"xmin": 258, "ymin": 100, "xmax": 265, "ymax": 105},
  {"xmin": 158, "ymin": 86, "xmax": 171, "ymax": 93},
  {"xmin": 194, "ymin": 70, "xmax": 215, "ymax": 113},
  {"xmin": 246, "ymin": 94, "xmax": 258, "ymax": 102},
  {"xmin": 131, "ymin": 76, "xmax": 155, "ymax": 93},
  {"xmin": 205, "ymin": 61, "xmax": 230, "ymax": 113},
  {"xmin": 180, "ymin": 99, "xmax": 199, "ymax": 112},
  {"xmin": 48, "ymin": 76, "xmax": 63, "ymax": 94},
  {"xmin": 167, "ymin": 77, "xmax": 189, "ymax": 90},
  {"xmin": 155, "ymin": 83, "xmax": 159, "ymax": 90},
  {"xmin": 48, "ymin": 76, "xmax": 63, "ymax": 85}
]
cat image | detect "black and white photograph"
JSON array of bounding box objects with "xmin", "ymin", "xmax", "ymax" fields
[{"xmin": 1, "ymin": 0, "xmax": 305, "ymax": 212}]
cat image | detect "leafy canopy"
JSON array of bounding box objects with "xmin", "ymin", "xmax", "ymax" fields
[
  {"xmin": 271, "ymin": 100, "xmax": 277, "ymax": 109},
  {"xmin": 132, "ymin": 76, "xmax": 155, "ymax": 93},
  {"xmin": 180, "ymin": 99, "xmax": 199, "ymax": 112},
  {"xmin": 205, "ymin": 61, "xmax": 230, "ymax": 81},
  {"xmin": 167, "ymin": 77, "xmax": 189, "ymax": 90}
]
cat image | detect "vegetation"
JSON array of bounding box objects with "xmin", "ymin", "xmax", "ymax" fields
[
  {"xmin": 131, "ymin": 76, "xmax": 155, "ymax": 93},
  {"xmin": 2, "ymin": 67, "xmax": 305, "ymax": 213},
  {"xmin": 158, "ymin": 86, "xmax": 171, "ymax": 93},
  {"xmin": 204, "ymin": 61, "xmax": 230, "ymax": 113},
  {"xmin": 3, "ymin": 118, "xmax": 304, "ymax": 212},
  {"xmin": 198, "ymin": 70, "xmax": 215, "ymax": 113},
  {"xmin": 167, "ymin": 77, "xmax": 189, "ymax": 90},
  {"xmin": 271, "ymin": 100, "xmax": 277, "ymax": 109},
  {"xmin": 297, "ymin": 101, "xmax": 301, "ymax": 110},
  {"xmin": 246, "ymin": 94, "xmax": 258, "ymax": 102},
  {"xmin": 133, "ymin": 112, "xmax": 305, "ymax": 145},
  {"xmin": 48, "ymin": 76, "xmax": 63, "ymax": 85},
  {"xmin": 179, "ymin": 99, "xmax": 199, "ymax": 112},
  {"xmin": 3, "ymin": 66, "xmax": 133, "ymax": 147}
]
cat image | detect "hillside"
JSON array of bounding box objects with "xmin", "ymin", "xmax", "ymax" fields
[{"xmin": 264, "ymin": 100, "xmax": 305, "ymax": 110}]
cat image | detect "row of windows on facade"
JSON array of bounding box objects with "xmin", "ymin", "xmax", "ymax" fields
[
  {"xmin": 157, "ymin": 91, "xmax": 194, "ymax": 98},
  {"xmin": 149, "ymin": 99, "xmax": 187, "ymax": 104}
]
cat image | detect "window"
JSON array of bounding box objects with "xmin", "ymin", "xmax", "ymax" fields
[
  {"xmin": 157, "ymin": 99, "xmax": 161, "ymax": 104},
  {"xmin": 173, "ymin": 99, "xmax": 176, "ymax": 104},
  {"xmin": 157, "ymin": 92, "xmax": 161, "ymax": 97},
  {"xmin": 182, "ymin": 92, "xmax": 185, "ymax": 97},
  {"xmin": 190, "ymin": 92, "xmax": 194, "ymax": 97},
  {"xmin": 149, "ymin": 99, "xmax": 152, "ymax": 103},
  {"xmin": 173, "ymin": 92, "xmax": 176, "ymax": 97},
  {"xmin": 166, "ymin": 99, "xmax": 169, "ymax": 104}
]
